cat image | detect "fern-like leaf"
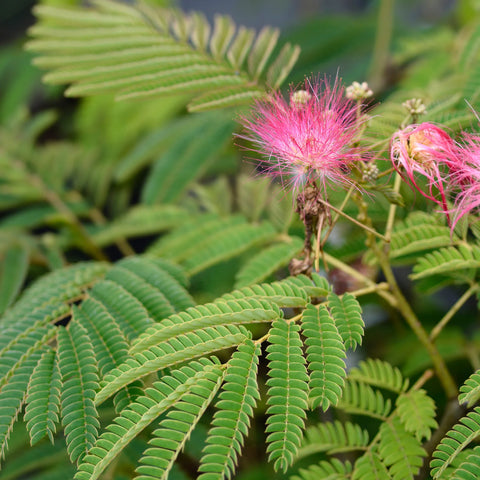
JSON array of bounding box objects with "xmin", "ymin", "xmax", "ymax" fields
[
  {"xmin": 117, "ymin": 256, "xmax": 194, "ymax": 313},
  {"xmin": 301, "ymin": 304, "xmax": 347, "ymax": 410},
  {"xmin": 338, "ymin": 380, "xmax": 392, "ymax": 420},
  {"xmin": 28, "ymin": 0, "xmax": 299, "ymax": 111},
  {"xmin": 327, "ymin": 292, "xmax": 364, "ymax": 351},
  {"xmin": 0, "ymin": 261, "xmax": 107, "ymax": 331},
  {"xmin": 388, "ymin": 213, "xmax": 456, "ymax": 262},
  {"xmin": 234, "ymin": 237, "xmax": 303, "ymax": 288},
  {"xmin": 265, "ymin": 319, "xmax": 309, "ymax": 472},
  {"xmin": 459, "ymin": 368, "xmax": 480, "ymax": 407},
  {"xmin": 411, "ymin": 244, "xmax": 480, "ymax": 281},
  {"xmin": 0, "ymin": 243, "xmax": 29, "ymax": 315},
  {"xmin": 352, "ymin": 450, "xmax": 391, "ymax": 480},
  {"xmin": 396, "ymin": 389, "xmax": 438, "ymax": 441},
  {"xmin": 348, "ymin": 358, "xmax": 409, "ymax": 393},
  {"xmin": 24, "ymin": 348, "xmax": 62, "ymax": 445},
  {"xmin": 131, "ymin": 298, "xmax": 279, "ymax": 354},
  {"xmin": 75, "ymin": 358, "xmax": 219, "ymax": 480},
  {"xmin": 91, "ymin": 205, "xmax": 187, "ymax": 247},
  {"xmin": 379, "ymin": 417, "xmax": 426, "ymax": 480},
  {"xmin": 182, "ymin": 222, "xmax": 277, "ymax": 276},
  {"xmin": 105, "ymin": 266, "xmax": 176, "ymax": 322},
  {"xmin": 219, "ymin": 278, "xmax": 309, "ymax": 309},
  {"xmin": 135, "ymin": 363, "xmax": 225, "ymax": 480},
  {"xmin": 96, "ymin": 325, "xmax": 248, "ymax": 405},
  {"xmin": 148, "ymin": 215, "xmax": 245, "ymax": 260},
  {"xmin": 88, "ymin": 280, "xmax": 152, "ymax": 342},
  {"xmin": 198, "ymin": 340, "xmax": 261, "ymax": 480},
  {"xmin": 73, "ymin": 301, "xmax": 142, "ymax": 412},
  {"xmin": 0, "ymin": 349, "xmax": 44, "ymax": 461},
  {"xmin": 292, "ymin": 459, "xmax": 353, "ymax": 480},
  {"xmin": 57, "ymin": 321, "xmax": 100, "ymax": 463},
  {"xmin": 451, "ymin": 446, "xmax": 480, "ymax": 480},
  {"xmin": 431, "ymin": 407, "xmax": 480, "ymax": 479},
  {"xmin": 296, "ymin": 421, "xmax": 369, "ymax": 460}
]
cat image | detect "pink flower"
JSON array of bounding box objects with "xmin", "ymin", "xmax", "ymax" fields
[
  {"xmin": 238, "ymin": 77, "xmax": 365, "ymax": 192},
  {"xmin": 449, "ymin": 132, "xmax": 480, "ymax": 227},
  {"xmin": 390, "ymin": 123, "xmax": 457, "ymax": 214}
]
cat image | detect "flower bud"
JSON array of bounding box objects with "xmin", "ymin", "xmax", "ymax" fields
[
  {"xmin": 346, "ymin": 81, "xmax": 373, "ymax": 101},
  {"xmin": 402, "ymin": 98, "xmax": 427, "ymax": 116}
]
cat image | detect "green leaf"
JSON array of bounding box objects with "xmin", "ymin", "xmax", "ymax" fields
[
  {"xmin": 24, "ymin": 349, "xmax": 62, "ymax": 445},
  {"xmin": 28, "ymin": 2, "xmax": 299, "ymax": 109},
  {"xmin": 265, "ymin": 319, "xmax": 309, "ymax": 472},
  {"xmin": 348, "ymin": 358, "xmax": 409, "ymax": 393},
  {"xmin": 75, "ymin": 358, "xmax": 219, "ymax": 480},
  {"xmin": 135, "ymin": 363, "xmax": 225, "ymax": 480},
  {"xmin": 431, "ymin": 407, "xmax": 480, "ymax": 479},
  {"xmin": 221, "ymin": 277, "xmax": 309, "ymax": 309},
  {"xmin": 96, "ymin": 325, "xmax": 248, "ymax": 405},
  {"xmin": 379, "ymin": 417, "xmax": 426, "ymax": 480},
  {"xmin": 141, "ymin": 114, "xmax": 235, "ymax": 204},
  {"xmin": 353, "ymin": 450, "xmax": 391, "ymax": 480},
  {"xmin": 301, "ymin": 304, "xmax": 346, "ymax": 410},
  {"xmin": 396, "ymin": 389, "xmax": 438, "ymax": 441},
  {"xmin": 338, "ymin": 380, "xmax": 392, "ymax": 420},
  {"xmin": 57, "ymin": 321, "xmax": 100, "ymax": 463},
  {"xmin": 0, "ymin": 244, "xmax": 29, "ymax": 315},
  {"xmin": 183, "ymin": 222, "xmax": 277, "ymax": 276},
  {"xmin": 198, "ymin": 341, "xmax": 261, "ymax": 480},
  {"xmin": 451, "ymin": 446, "xmax": 480, "ymax": 480},
  {"xmin": 411, "ymin": 245, "xmax": 480, "ymax": 281},
  {"xmin": 327, "ymin": 292, "xmax": 364, "ymax": 351},
  {"xmin": 234, "ymin": 237, "xmax": 304, "ymax": 288},
  {"xmin": 0, "ymin": 349, "xmax": 44, "ymax": 462},
  {"xmin": 131, "ymin": 298, "xmax": 279, "ymax": 354},
  {"xmin": 459, "ymin": 368, "xmax": 480, "ymax": 407},
  {"xmin": 292, "ymin": 459, "xmax": 353, "ymax": 480},
  {"xmin": 297, "ymin": 421, "xmax": 369, "ymax": 460}
]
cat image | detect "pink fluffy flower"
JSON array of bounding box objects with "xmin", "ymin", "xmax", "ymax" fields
[
  {"xmin": 449, "ymin": 132, "xmax": 480, "ymax": 227},
  {"xmin": 390, "ymin": 123, "xmax": 457, "ymax": 213},
  {"xmin": 238, "ymin": 77, "xmax": 366, "ymax": 191}
]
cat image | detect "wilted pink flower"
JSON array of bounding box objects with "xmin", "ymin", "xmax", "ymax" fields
[
  {"xmin": 238, "ymin": 77, "xmax": 366, "ymax": 191},
  {"xmin": 390, "ymin": 123, "xmax": 456, "ymax": 213}
]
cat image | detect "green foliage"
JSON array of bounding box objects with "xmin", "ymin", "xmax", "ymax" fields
[
  {"xmin": 57, "ymin": 321, "xmax": 100, "ymax": 463},
  {"xmin": 431, "ymin": 407, "xmax": 480, "ymax": 479},
  {"xmin": 27, "ymin": 0, "xmax": 299, "ymax": 110},
  {"xmin": 296, "ymin": 421, "xmax": 369, "ymax": 459},
  {"xmin": 459, "ymin": 368, "xmax": 480, "ymax": 407},
  {"xmin": 234, "ymin": 237, "xmax": 303, "ymax": 288},
  {"xmin": 378, "ymin": 417, "xmax": 426, "ymax": 479},
  {"xmin": 396, "ymin": 389, "xmax": 438, "ymax": 441},
  {"xmin": 75, "ymin": 358, "xmax": 220, "ymax": 480},
  {"xmin": 411, "ymin": 244, "xmax": 480, "ymax": 282},
  {"xmin": 265, "ymin": 319, "xmax": 309, "ymax": 472},
  {"xmin": 3, "ymin": 1, "xmax": 480, "ymax": 479},
  {"xmin": 198, "ymin": 341, "xmax": 261, "ymax": 480},
  {"xmin": 24, "ymin": 349, "xmax": 62, "ymax": 445},
  {"xmin": 301, "ymin": 304, "xmax": 347, "ymax": 411}
]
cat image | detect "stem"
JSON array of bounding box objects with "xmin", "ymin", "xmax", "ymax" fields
[
  {"xmin": 376, "ymin": 245, "xmax": 457, "ymax": 397},
  {"xmin": 376, "ymin": 170, "xmax": 458, "ymax": 398},
  {"xmin": 368, "ymin": 0, "xmax": 395, "ymax": 91},
  {"xmin": 384, "ymin": 173, "xmax": 402, "ymax": 243},
  {"xmin": 88, "ymin": 206, "xmax": 136, "ymax": 257},
  {"xmin": 28, "ymin": 174, "xmax": 109, "ymax": 262},
  {"xmin": 320, "ymin": 186, "xmax": 354, "ymax": 249},
  {"xmin": 323, "ymin": 251, "xmax": 397, "ymax": 306},
  {"xmin": 430, "ymin": 284, "xmax": 478, "ymax": 341},
  {"xmin": 317, "ymin": 197, "xmax": 387, "ymax": 241}
]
